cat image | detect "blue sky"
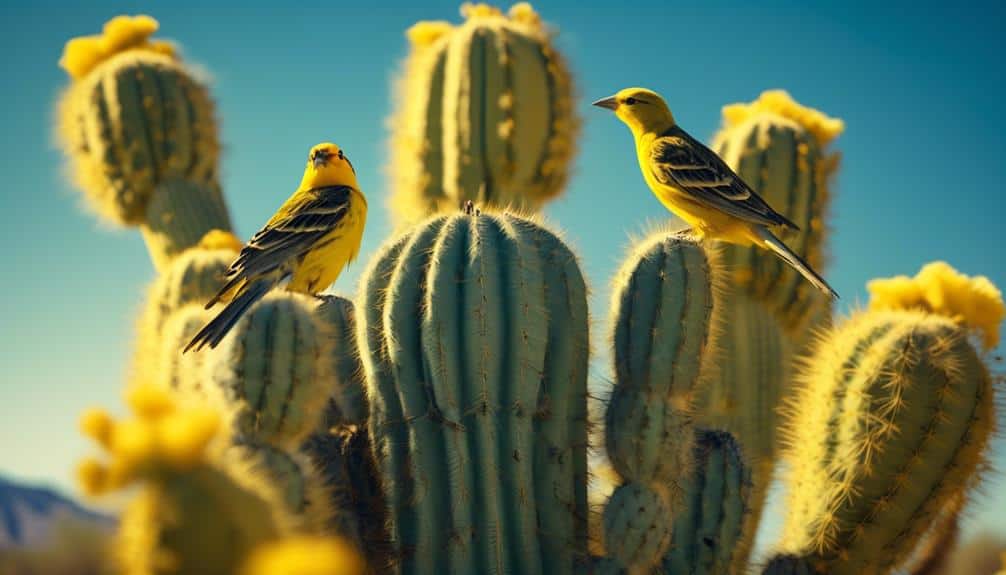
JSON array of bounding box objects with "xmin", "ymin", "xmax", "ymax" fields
[{"xmin": 1, "ymin": 0, "xmax": 1003, "ymax": 556}]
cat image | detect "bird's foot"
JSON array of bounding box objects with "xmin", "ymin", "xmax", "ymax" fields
[{"xmin": 463, "ymin": 200, "xmax": 481, "ymax": 216}]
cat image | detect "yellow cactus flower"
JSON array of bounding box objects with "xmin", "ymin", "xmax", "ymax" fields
[
  {"xmin": 196, "ymin": 229, "xmax": 245, "ymax": 253},
  {"xmin": 110, "ymin": 418, "xmax": 160, "ymax": 472},
  {"xmin": 406, "ymin": 21, "xmax": 454, "ymax": 47},
  {"xmin": 240, "ymin": 536, "xmax": 366, "ymax": 575},
  {"xmin": 508, "ymin": 3, "xmax": 543, "ymax": 27},
  {"xmin": 77, "ymin": 383, "xmax": 223, "ymax": 494},
  {"xmin": 721, "ymin": 89, "xmax": 845, "ymax": 146},
  {"xmin": 157, "ymin": 408, "xmax": 221, "ymax": 470},
  {"xmin": 79, "ymin": 407, "xmax": 114, "ymax": 448},
  {"xmin": 868, "ymin": 261, "xmax": 1005, "ymax": 350},
  {"xmin": 125, "ymin": 384, "xmax": 176, "ymax": 420},
  {"xmin": 59, "ymin": 15, "xmax": 176, "ymax": 79},
  {"xmin": 460, "ymin": 3, "xmax": 504, "ymax": 19},
  {"xmin": 76, "ymin": 458, "xmax": 109, "ymax": 497}
]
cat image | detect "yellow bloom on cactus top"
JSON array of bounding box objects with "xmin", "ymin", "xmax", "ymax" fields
[
  {"xmin": 868, "ymin": 261, "xmax": 1005, "ymax": 350},
  {"xmin": 408, "ymin": 2, "xmax": 544, "ymax": 47},
  {"xmin": 76, "ymin": 384, "xmax": 221, "ymax": 496},
  {"xmin": 240, "ymin": 536, "xmax": 366, "ymax": 575},
  {"xmin": 196, "ymin": 229, "xmax": 244, "ymax": 253},
  {"xmin": 721, "ymin": 90, "xmax": 845, "ymax": 146},
  {"xmin": 60, "ymin": 15, "xmax": 175, "ymax": 79}
]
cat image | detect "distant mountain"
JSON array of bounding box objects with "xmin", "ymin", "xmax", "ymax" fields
[{"xmin": 0, "ymin": 476, "xmax": 112, "ymax": 549}]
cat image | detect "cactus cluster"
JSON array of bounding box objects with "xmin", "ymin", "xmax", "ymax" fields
[{"xmin": 62, "ymin": 7, "xmax": 1004, "ymax": 575}]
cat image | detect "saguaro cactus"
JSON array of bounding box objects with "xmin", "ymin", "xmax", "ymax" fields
[
  {"xmin": 357, "ymin": 210, "xmax": 589, "ymax": 575},
  {"xmin": 601, "ymin": 230, "xmax": 722, "ymax": 573},
  {"xmin": 57, "ymin": 15, "xmax": 231, "ymax": 269},
  {"xmin": 389, "ymin": 3, "xmax": 577, "ymax": 227},
  {"xmin": 711, "ymin": 89, "xmax": 843, "ymax": 334},
  {"xmin": 776, "ymin": 262, "xmax": 1002, "ymax": 575}
]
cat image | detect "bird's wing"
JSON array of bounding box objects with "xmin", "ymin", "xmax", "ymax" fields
[
  {"xmin": 649, "ymin": 127, "xmax": 798, "ymax": 230},
  {"xmin": 225, "ymin": 185, "xmax": 355, "ymax": 281}
]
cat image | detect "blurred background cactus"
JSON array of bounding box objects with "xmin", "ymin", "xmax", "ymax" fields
[
  {"xmin": 56, "ymin": 15, "xmax": 230, "ymax": 271},
  {"xmin": 12, "ymin": 3, "xmax": 1001, "ymax": 575},
  {"xmin": 388, "ymin": 3, "xmax": 577, "ymax": 228}
]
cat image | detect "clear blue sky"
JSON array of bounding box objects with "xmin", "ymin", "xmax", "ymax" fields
[{"xmin": 2, "ymin": 0, "xmax": 1003, "ymax": 556}]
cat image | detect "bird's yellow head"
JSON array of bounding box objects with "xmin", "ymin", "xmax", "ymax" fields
[
  {"xmin": 301, "ymin": 143, "xmax": 358, "ymax": 189},
  {"xmin": 593, "ymin": 87, "xmax": 675, "ymax": 135}
]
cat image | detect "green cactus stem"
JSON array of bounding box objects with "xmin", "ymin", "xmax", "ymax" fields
[{"xmin": 357, "ymin": 211, "xmax": 589, "ymax": 575}]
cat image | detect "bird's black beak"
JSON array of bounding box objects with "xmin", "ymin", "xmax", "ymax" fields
[
  {"xmin": 312, "ymin": 153, "xmax": 330, "ymax": 168},
  {"xmin": 592, "ymin": 96, "xmax": 619, "ymax": 111}
]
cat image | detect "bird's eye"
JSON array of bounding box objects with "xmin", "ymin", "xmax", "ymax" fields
[
  {"xmin": 338, "ymin": 150, "xmax": 344, "ymax": 159},
  {"xmin": 625, "ymin": 97, "xmax": 638, "ymax": 105}
]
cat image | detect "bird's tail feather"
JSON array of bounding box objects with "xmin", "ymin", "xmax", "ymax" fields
[
  {"xmin": 756, "ymin": 227, "xmax": 838, "ymax": 299},
  {"xmin": 184, "ymin": 279, "xmax": 272, "ymax": 353}
]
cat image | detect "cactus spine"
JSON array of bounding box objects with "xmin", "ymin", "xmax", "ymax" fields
[
  {"xmin": 357, "ymin": 211, "xmax": 589, "ymax": 574},
  {"xmin": 661, "ymin": 429, "xmax": 752, "ymax": 575},
  {"xmin": 711, "ymin": 90, "xmax": 843, "ymax": 334},
  {"xmin": 58, "ymin": 16, "xmax": 231, "ymax": 270},
  {"xmin": 777, "ymin": 309, "xmax": 994, "ymax": 574},
  {"xmin": 601, "ymin": 231, "xmax": 721, "ymax": 572},
  {"xmin": 389, "ymin": 3, "xmax": 577, "ymax": 227}
]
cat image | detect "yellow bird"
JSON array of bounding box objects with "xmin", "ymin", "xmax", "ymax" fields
[
  {"xmin": 185, "ymin": 143, "xmax": 368, "ymax": 352},
  {"xmin": 594, "ymin": 87, "xmax": 837, "ymax": 298}
]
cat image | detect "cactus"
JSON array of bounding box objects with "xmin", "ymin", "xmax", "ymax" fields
[
  {"xmin": 601, "ymin": 483, "xmax": 673, "ymax": 570},
  {"xmin": 609, "ymin": 230, "xmax": 721, "ymax": 407},
  {"xmin": 389, "ymin": 3, "xmax": 577, "ymax": 227},
  {"xmin": 57, "ymin": 15, "xmax": 231, "ymax": 270},
  {"xmin": 776, "ymin": 262, "xmax": 1002, "ymax": 575},
  {"xmin": 154, "ymin": 305, "xmax": 215, "ymax": 397},
  {"xmin": 661, "ymin": 429, "xmax": 752, "ymax": 575},
  {"xmin": 604, "ymin": 231, "xmax": 719, "ymax": 486},
  {"xmin": 600, "ymin": 231, "xmax": 722, "ymax": 574},
  {"xmin": 692, "ymin": 290, "xmax": 789, "ymax": 560},
  {"xmin": 204, "ymin": 292, "xmax": 335, "ymax": 450},
  {"xmin": 357, "ymin": 210, "xmax": 589, "ymax": 574},
  {"xmin": 695, "ymin": 294, "xmax": 789, "ymax": 464},
  {"xmin": 133, "ymin": 230, "xmax": 241, "ymax": 387},
  {"xmin": 78, "ymin": 385, "xmax": 305, "ymax": 575},
  {"xmin": 711, "ymin": 90, "xmax": 843, "ymax": 334}
]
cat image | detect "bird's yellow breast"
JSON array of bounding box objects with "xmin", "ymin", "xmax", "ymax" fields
[
  {"xmin": 635, "ymin": 133, "xmax": 757, "ymax": 246},
  {"xmin": 288, "ymin": 188, "xmax": 368, "ymax": 294}
]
